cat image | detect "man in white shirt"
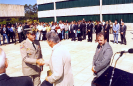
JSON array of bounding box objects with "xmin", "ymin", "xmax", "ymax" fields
[
  {"xmin": 18, "ymin": 24, "xmax": 23, "ymax": 43},
  {"xmin": 41, "ymin": 32, "xmax": 74, "ymax": 86},
  {"xmin": 36, "ymin": 23, "xmax": 43, "ymax": 40},
  {"xmin": 59, "ymin": 21, "xmax": 65, "ymax": 40}
]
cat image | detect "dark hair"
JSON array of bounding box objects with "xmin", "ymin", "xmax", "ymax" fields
[{"xmin": 97, "ymin": 32, "xmax": 107, "ymax": 40}]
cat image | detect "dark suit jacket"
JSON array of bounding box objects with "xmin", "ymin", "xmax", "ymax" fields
[
  {"xmin": 120, "ymin": 25, "xmax": 127, "ymax": 36},
  {"xmin": 81, "ymin": 23, "xmax": 86, "ymax": 32},
  {"xmin": 95, "ymin": 24, "xmax": 102, "ymax": 34},
  {"xmin": 0, "ymin": 74, "xmax": 33, "ymax": 86},
  {"xmin": 74, "ymin": 24, "xmax": 78, "ymax": 31},
  {"xmin": 87, "ymin": 23, "xmax": 93, "ymax": 33},
  {"xmin": 93, "ymin": 42, "xmax": 113, "ymax": 77},
  {"xmin": 1, "ymin": 27, "xmax": 9, "ymax": 35},
  {"xmin": 77, "ymin": 24, "xmax": 81, "ymax": 30},
  {"xmin": 103, "ymin": 24, "xmax": 110, "ymax": 34},
  {"xmin": 70, "ymin": 24, "xmax": 75, "ymax": 33}
]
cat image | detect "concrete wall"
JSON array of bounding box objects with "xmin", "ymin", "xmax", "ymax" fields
[{"xmin": 0, "ymin": 4, "xmax": 24, "ymax": 17}]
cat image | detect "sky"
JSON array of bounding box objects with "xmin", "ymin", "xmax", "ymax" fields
[{"xmin": 0, "ymin": 0, "xmax": 37, "ymax": 5}]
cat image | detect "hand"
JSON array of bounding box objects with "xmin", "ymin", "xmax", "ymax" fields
[
  {"xmin": 45, "ymin": 76, "xmax": 48, "ymax": 81},
  {"xmin": 36, "ymin": 59, "xmax": 45, "ymax": 66},
  {"xmin": 92, "ymin": 66, "xmax": 97, "ymax": 73},
  {"xmin": 121, "ymin": 32, "xmax": 123, "ymax": 34},
  {"xmin": 88, "ymin": 30, "xmax": 90, "ymax": 32},
  {"xmin": 105, "ymin": 31, "xmax": 107, "ymax": 33}
]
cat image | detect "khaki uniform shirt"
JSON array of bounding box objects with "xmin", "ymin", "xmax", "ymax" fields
[{"xmin": 20, "ymin": 38, "xmax": 43, "ymax": 76}]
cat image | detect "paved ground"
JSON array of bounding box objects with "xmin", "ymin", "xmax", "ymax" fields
[{"xmin": 1, "ymin": 31, "xmax": 133, "ymax": 86}]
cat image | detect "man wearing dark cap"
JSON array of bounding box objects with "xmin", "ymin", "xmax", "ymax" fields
[{"xmin": 20, "ymin": 30, "xmax": 44, "ymax": 86}]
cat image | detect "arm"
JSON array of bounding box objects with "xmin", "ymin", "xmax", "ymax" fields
[
  {"xmin": 47, "ymin": 51, "xmax": 63, "ymax": 83},
  {"xmin": 20, "ymin": 44, "xmax": 37, "ymax": 65},
  {"xmin": 94, "ymin": 47, "xmax": 113, "ymax": 72},
  {"xmin": 20, "ymin": 43, "xmax": 44, "ymax": 65}
]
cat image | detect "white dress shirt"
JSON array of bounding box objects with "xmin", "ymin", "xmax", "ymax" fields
[{"xmin": 18, "ymin": 26, "xmax": 22, "ymax": 33}]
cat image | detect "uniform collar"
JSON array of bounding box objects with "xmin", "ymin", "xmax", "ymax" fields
[
  {"xmin": 27, "ymin": 38, "xmax": 33, "ymax": 44},
  {"xmin": 52, "ymin": 43, "xmax": 61, "ymax": 51}
]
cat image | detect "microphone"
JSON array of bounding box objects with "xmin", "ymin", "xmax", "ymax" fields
[
  {"xmin": 117, "ymin": 48, "xmax": 133, "ymax": 53},
  {"xmin": 128, "ymin": 48, "xmax": 133, "ymax": 53}
]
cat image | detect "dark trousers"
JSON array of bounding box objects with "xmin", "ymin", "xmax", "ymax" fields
[
  {"xmin": 58, "ymin": 33, "xmax": 62, "ymax": 40},
  {"xmin": 18, "ymin": 33, "xmax": 22, "ymax": 43},
  {"xmin": 105, "ymin": 32, "xmax": 109, "ymax": 42},
  {"xmin": 77, "ymin": 33, "xmax": 82, "ymax": 41},
  {"xmin": 69, "ymin": 32, "xmax": 72, "ymax": 38},
  {"xmin": 21, "ymin": 32, "xmax": 26, "ymax": 40},
  {"xmin": 82, "ymin": 30, "xmax": 86, "ymax": 40},
  {"xmin": 71, "ymin": 33, "xmax": 75, "ymax": 41},
  {"xmin": 121, "ymin": 34, "xmax": 126, "ymax": 44},
  {"xmin": 41, "ymin": 80, "xmax": 53, "ymax": 86},
  {"xmin": 42, "ymin": 31, "xmax": 47, "ymax": 40},
  {"xmin": 91, "ymin": 77, "xmax": 97, "ymax": 86},
  {"xmin": 87, "ymin": 32, "xmax": 92, "ymax": 42},
  {"xmin": 13, "ymin": 32, "xmax": 16, "ymax": 43},
  {"xmin": 9, "ymin": 32, "xmax": 14, "ymax": 43}
]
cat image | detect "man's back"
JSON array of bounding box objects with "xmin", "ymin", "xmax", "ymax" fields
[
  {"xmin": 0, "ymin": 74, "xmax": 33, "ymax": 86},
  {"xmin": 48, "ymin": 43, "xmax": 74, "ymax": 86}
]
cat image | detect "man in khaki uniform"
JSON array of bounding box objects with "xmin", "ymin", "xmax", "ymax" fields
[{"xmin": 20, "ymin": 30, "xmax": 44, "ymax": 86}]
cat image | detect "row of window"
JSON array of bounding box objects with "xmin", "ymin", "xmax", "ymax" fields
[
  {"xmin": 39, "ymin": 14, "xmax": 133, "ymax": 23},
  {"xmin": 38, "ymin": 0, "xmax": 133, "ymax": 11}
]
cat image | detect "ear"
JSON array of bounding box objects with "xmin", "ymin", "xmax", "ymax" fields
[
  {"xmin": 5, "ymin": 58, "xmax": 8, "ymax": 68},
  {"xmin": 26, "ymin": 34, "xmax": 29, "ymax": 38}
]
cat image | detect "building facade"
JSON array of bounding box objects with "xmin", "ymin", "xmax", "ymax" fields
[{"xmin": 37, "ymin": 0, "xmax": 133, "ymax": 29}]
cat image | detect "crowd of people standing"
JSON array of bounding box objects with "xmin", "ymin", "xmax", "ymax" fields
[{"xmin": 0, "ymin": 18, "xmax": 127, "ymax": 46}]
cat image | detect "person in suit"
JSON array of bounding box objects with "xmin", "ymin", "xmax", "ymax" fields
[
  {"xmin": 0, "ymin": 24, "xmax": 3, "ymax": 46},
  {"xmin": 20, "ymin": 30, "xmax": 44, "ymax": 86},
  {"xmin": 120, "ymin": 22, "xmax": 127, "ymax": 45},
  {"xmin": 77, "ymin": 21, "xmax": 82, "ymax": 41},
  {"xmin": 113, "ymin": 20, "xmax": 119, "ymax": 44},
  {"xmin": 70, "ymin": 21, "xmax": 75, "ymax": 41},
  {"xmin": 0, "ymin": 48, "xmax": 33, "ymax": 86},
  {"xmin": 109, "ymin": 20, "xmax": 113, "ymax": 34},
  {"xmin": 87, "ymin": 20, "xmax": 93, "ymax": 42},
  {"xmin": 91, "ymin": 32, "xmax": 113, "ymax": 86},
  {"xmin": 81, "ymin": 20, "xmax": 86, "ymax": 40},
  {"xmin": 95, "ymin": 21, "xmax": 102, "ymax": 42},
  {"xmin": 7, "ymin": 25, "xmax": 14, "ymax": 43},
  {"xmin": 74, "ymin": 22, "xmax": 78, "ymax": 39},
  {"xmin": 42, "ymin": 32, "xmax": 74, "ymax": 86},
  {"xmin": 1, "ymin": 24, "xmax": 9, "ymax": 44},
  {"xmin": 103, "ymin": 21, "xmax": 110, "ymax": 42}
]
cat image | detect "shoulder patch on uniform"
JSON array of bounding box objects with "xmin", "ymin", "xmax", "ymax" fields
[{"xmin": 20, "ymin": 40, "xmax": 26, "ymax": 50}]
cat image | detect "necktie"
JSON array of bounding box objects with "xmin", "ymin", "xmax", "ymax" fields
[
  {"xmin": 106, "ymin": 25, "xmax": 107, "ymax": 29},
  {"xmin": 97, "ymin": 46, "xmax": 102, "ymax": 54},
  {"xmin": 32, "ymin": 42, "xmax": 36, "ymax": 50}
]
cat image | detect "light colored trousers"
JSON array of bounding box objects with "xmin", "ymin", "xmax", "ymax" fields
[
  {"xmin": 30, "ymin": 74, "xmax": 41, "ymax": 86},
  {"xmin": 36, "ymin": 31, "xmax": 43, "ymax": 40},
  {"xmin": 114, "ymin": 34, "xmax": 118, "ymax": 43}
]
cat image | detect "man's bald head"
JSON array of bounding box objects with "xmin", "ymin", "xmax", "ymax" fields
[{"xmin": 0, "ymin": 48, "xmax": 6, "ymax": 69}]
